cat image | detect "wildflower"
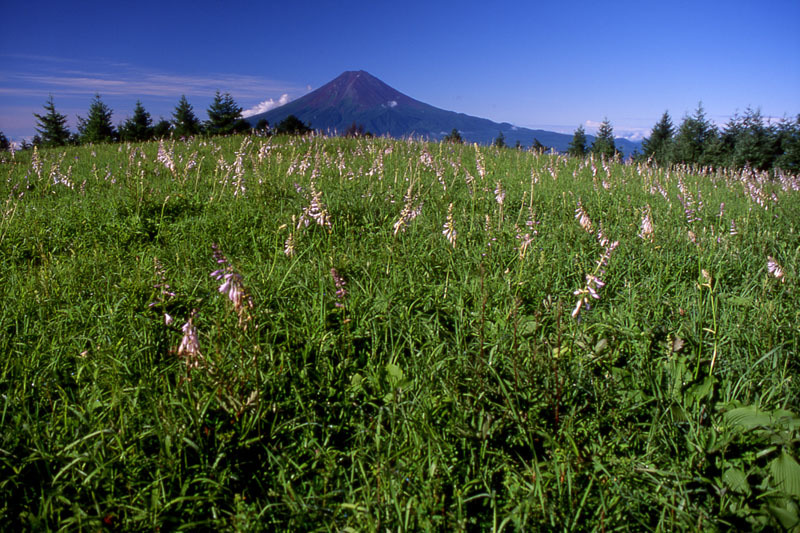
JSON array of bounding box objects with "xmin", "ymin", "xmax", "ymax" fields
[
  {"xmin": 638, "ymin": 206, "xmax": 654, "ymax": 242},
  {"xmin": 284, "ymin": 232, "xmax": 295, "ymax": 257},
  {"xmin": 729, "ymin": 220, "xmax": 738, "ymax": 236},
  {"xmin": 297, "ymin": 181, "xmax": 331, "ymax": 230},
  {"xmin": 575, "ymin": 200, "xmax": 594, "ymax": 234},
  {"xmin": 767, "ymin": 256, "xmax": 785, "ymax": 282},
  {"xmin": 464, "ymin": 172, "xmax": 475, "ymax": 194},
  {"xmin": 515, "ymin": 211, "xmax": 538, "ymax": 259},
  {"xmin": 393, "ymin": 191, "xmax": 424, "ymax": 235},
  {"xmin": 572, "ymin": 274, "xmax": 606, "ymax": 319},
  {"xmin": 148, "ymin": 257, "xmax": 176, "ymax": 325},
  {"xmin": 442, "ymin": 203, "xmax": 457, "ymax": 248},
  {"xmin": 177, "ymin": 310, "xmax": 203, "ymax": 371},
  {"xmin": 156, "ymin": 140, "xmax": 175, "ymax": 174},
  {"xmin": 330, "ymin": 268, "xmax": 348, "ymax": 308},
  {"xmin": 475, "ymin": 145, "xmax": 486, "ymax": 180},
  {"xmin": 572, "ymin": 239, "xmax": 619, "ymax": 320},
  {"xmin": 211, "ymin": 244, "xmax": 254, "ymax": 326},
  {"xmin": 494, "ymin": 181, "xmax": 505, "ymax": 206}
]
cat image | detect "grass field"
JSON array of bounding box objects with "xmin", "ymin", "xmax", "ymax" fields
[{"xmin": 1, "ymin": 135, "xmax": 799, "ymax": 531}]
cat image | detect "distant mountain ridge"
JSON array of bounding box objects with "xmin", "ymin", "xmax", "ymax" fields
[{"xmin": 246, "ymin": 70, "xmax": 642, "ymax": 155}]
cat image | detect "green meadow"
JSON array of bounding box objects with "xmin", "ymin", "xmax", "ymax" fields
[{"xmin": 1, "ymin": 135, "xmax": 798, "ymax": 531}]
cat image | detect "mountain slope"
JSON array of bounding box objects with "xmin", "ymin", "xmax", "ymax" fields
[{"xmin": 247, "ymin": 71, "xmax": 641, "ymax": 155}]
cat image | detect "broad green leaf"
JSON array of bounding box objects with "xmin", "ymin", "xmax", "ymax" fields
[
  {"xmin": 593, "ymin": 338, "xmax": 608, "ymax": 355},
  {"xmin": 385, "ymin": 363, "xmax": 404, "ymax": 387},
  {"xmin": 724, "ymin": 406, "xmax": 773, "ymax": 430},
  {"xmin": 770, "ymin": 452, "xmax": 800, "ymax": 498},
  {"xmin": 687, "ymin": 375, "xmax": 715, "ymax": 402},
  {"xmin": 722, "ymin": 467, "xmax": 751, "ymax": 495},
  {"xmin": 768, "ymin": 500, "xmax": 800, "ymax": 530}
]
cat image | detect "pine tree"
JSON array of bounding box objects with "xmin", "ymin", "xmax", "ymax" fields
[
  {"xmin": 153, "ymin": 119, "xmax": 172, "ymax": 139},
  {"xmin": 443, "ymin": 128, "xmax": 463, "ymax": 144},
  {"xmin": 641, "ymin": 111, "xmax": 674, "ymax": 165},
  {"xmin": 119, "ymin": 101, "xmax": 154, "ymax": 142},
  {"xmin": 206, "ymin": 91, "xmax": 244, "ymax": 136},
  {"xmin": 673, "ymin": 103, "xmax": 717, "ymax": 166},
  {"xmin": 775, "ymin": 115, "xmax": 800, "ymax": 172},
  {"xmin": 493, "ymin": 131, "xmax": 506, "ymax": 148},
  {"xmin": 78, "ymin": 94, "xmax": 116, "ymax": 144},
  {"xmin": 0, "ymin": 131, "xmax": 10, "ymax": 152},
  {"xmin": 591, "ymin": 118, "xmax": 618, "ymax": 159},
  {"xmin": 33, "ymin": 95, "xmax": 71, "ymax": 147},
  {"xmin": 731, "ymin": 107, "xmax": 775, "ymax": 170},
  {"xmin": 275, "ymin": 115, "xmax": 312, "ymax": 136},
  {"xmin": 172, "ymin": 95, "xmax": 201, "ymax": 138},
  {"xmin": 567, "ymin": 125, "xmax": 588, "ymax": 157}
]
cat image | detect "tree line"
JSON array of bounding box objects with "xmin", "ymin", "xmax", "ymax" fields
[
  {"xmin": 4, "ymin": 96, "xmax": 798, "ymax": 173},
  {"xmin": 565, "ymin": 104, "xmax": 800, "ymax": 173},
  {"xmin": 1, "ymin": 92, "xmax": 313, "ymax": 151}
]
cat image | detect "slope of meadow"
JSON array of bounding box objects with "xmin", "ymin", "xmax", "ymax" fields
[{"xmin": 1, "ymin": 136, "xmax": 798, "ymax": 531}]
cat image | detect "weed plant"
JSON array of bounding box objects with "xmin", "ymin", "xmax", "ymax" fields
[{"xmin": 1, "ymin": 136, "xmax": 798, "ymax": 531}]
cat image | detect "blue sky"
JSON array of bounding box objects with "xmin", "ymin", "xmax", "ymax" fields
[{"xmin": 1, "ymin": 0, "xmax": 798, "ymax": 143}]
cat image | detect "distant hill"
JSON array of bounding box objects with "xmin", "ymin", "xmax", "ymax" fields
[{"xmin": 246, "ymin": 70, "xmax": 642, "ymax": 156}]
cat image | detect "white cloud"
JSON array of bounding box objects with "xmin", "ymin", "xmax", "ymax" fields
[
  {"xmin": 242, "ymin": 93, "xmax": 291, "ymax": 118},
  {"xmin": 616, "ymin": 129, "xmax": 648, "ymax": 142},
  {"xmin": 583, "ymin": 120, "xmax": 603, "ymax": 133},
  {"xmin": 387, "ymin": 100, "xmax": 398, "ymax": 108}
]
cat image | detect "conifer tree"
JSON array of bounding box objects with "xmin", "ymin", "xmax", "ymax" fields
[
  {"xmin": 567, "ymin": 125, "xmax": 588, "ymax": 157},
  {"xmin": 119, "ymin": 101, "xmax": 154, "ymax": 142},
  {"xmin": 641, "ymin": 111, "xmax": 674, "ymax": 166},
  {"xmin": 673, "ymin": 103, "xmax": 717, "ymax": 166},
  {"xmin": 275, "ymin": 115, "xmax": 312, "ymax": 136},
  {"xmin": 775, "ymin": 115, "xmax": 800, "ymax": 172},
  {"xmin": 77, "ymin": 94, "xmax": 116, "ymax": 144},
  {"xmin": 206, "ymin": 91, "xmax": 245, "ymax": 136},
  {"xmin": 493, "ymin": 131, "xmax": 506, "ymax": 148},
  {"xmin": 33, "ymin": 95, "xmax": 71, "ymax": 147},
  {"xmin": 591, "ymin": 118, "xmax": 618, "ymax": 159},
  {"xmin": 732, "ymin": 107, "xmax": 774, "ymax": 170},
  {"xmin": 153, "ymin": 119, "xmax": 172, "ymax": 139},
  {"xmin": 443, "ymin": 128, "xmax": 463, "ymax": 144},
  {"xmin": 172, "ymin": 95, "xmax": 201, "ymax": 138},
  {"xmin": 0, "ymin": 131, "xmax": 10, "ymax": 152}
]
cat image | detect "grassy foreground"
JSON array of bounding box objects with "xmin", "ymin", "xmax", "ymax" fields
[{"xmin": 1, "ymin": 135, "xmax": 799, "ymax": 531}]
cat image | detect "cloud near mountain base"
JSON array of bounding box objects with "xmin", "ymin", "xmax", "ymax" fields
[{"xmin": 242, "ymin": 94, "xmax": 291, "ymax": 118}]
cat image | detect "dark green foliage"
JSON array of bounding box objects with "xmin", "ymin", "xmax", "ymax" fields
[
  {"xmin": 172, "ymin": 95, "xmax": 201, "ymax": 138},
  {"xmin": 0, "ymin": 131, "xmax": 9, "ymax": 152},
  {"xmin": 275, "ymin": 114, "xmax": 312, "ymax": 135},
  {"xmin": 591, "ymin": 118, "xmax": 618, "ymax": 159},
  {"xmin": 567, "ymin": 125, "xmax": 588, "ymax": 157},
  {"xmin": 153, "ymin": 118, "xmax": 172, "ymax": 139},
  {"xmin": 254, "ymin": 118, "xmax": 269, "ymax": 132},
  {"xmin": 673, "ymin": 103, "xmax": 717, "ymax": 166},
  {"xmin": 531, "ymin": 138, "xmax": 546, "ymax": 152},
  {"xmin": 77, "ymin": 94, "xmax": 116, "ymax": 144},
  {"xmin": 119, "ymin": 101, "xmax": 154, "ymax": 143},
  {"xmin": 730, "ymin": 108, "xmax": 777, "ymax": 171},
  {"xmin": 443, "ymin": 128, "xmax": 463, "ymax": 144},
  {"xmin": 344, "ymin": 122, "xmax": 370, "ymax": 138},
  {"xmin": 775, "ymin": 115, "xmax": 800, "ymax": 172},
  {"xmin": 33, "ymin": 95, "xmax": 71, "ymax": 147},
  {"xmin": 0, "ymin": 136, "xmax": 798, "ymax": 530},
  {"xmin": 641, "ymin": 111, "xmax": 674, "ymax": 165},
  {"xmin": 493, "ymin": 130, "xmax": 506, "ymax": 148},
  {"xmin": 206, "ymin": 91, "xmax": 244, "ymax": 136}
]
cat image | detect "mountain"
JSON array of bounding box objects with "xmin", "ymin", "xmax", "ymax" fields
[{"xmin": 246, "ymin": 71, "xmax": 642, "ymax": 156}]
